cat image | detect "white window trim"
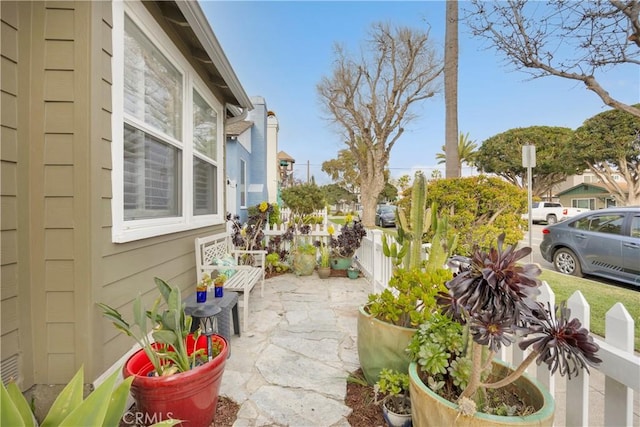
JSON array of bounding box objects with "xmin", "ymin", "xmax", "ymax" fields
[
  {"xmin": 111, "ymin": 1, "xmax": 224, "ymax": 243},
  {"xmin": 571, "ymin": 198, "xmax": 596, "ymax": 210}
]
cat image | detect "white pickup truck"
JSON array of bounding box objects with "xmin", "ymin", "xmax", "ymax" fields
[{"xmin": 525, "ymin": 202, "xmax": 589, "ymax": 224}]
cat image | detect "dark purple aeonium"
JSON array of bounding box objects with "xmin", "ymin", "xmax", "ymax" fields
[{"xmin": 438, "ymin": 233, "xmax": 601, "ymax": 401}]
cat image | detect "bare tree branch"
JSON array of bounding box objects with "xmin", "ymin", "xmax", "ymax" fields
[{"xmin": 466, "ymin": 0, "xmax": 640, "ymax": 118}]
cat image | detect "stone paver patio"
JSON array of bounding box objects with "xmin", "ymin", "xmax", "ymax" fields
[{"xmin": 219, "ymin": 273, "xmax": 369, "ymax": 426}]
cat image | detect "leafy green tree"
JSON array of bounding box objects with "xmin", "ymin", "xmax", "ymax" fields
[
  {"xmin": 574, "ymin": 106, "xmax": 640, "ymax": 205},
  {"xmin": 377, "ymin": 182, "xmax": 398, "ymax": 204},
  {"xmin": 425, "ymin": 176, "xmax": 527, "ymax": 255},
  {"xmin": 321, "ymin": 149, "xmax": 361, "ymax": 196},
  {"xmin": 280, "ymin": 183, "xmax": 325, "ymax": 216},
  {"xmin": 317, "ymin": 22, "xmax": 443, "ymax": 228},
  {"xmin": 475, "ymin": 126, "xmax": 583, "ymax": 197},
  {"xmin": 395, "ymin": 174, "xmax": 411, "ymax": 193},
  {"xmin": 436, "ymin": 132, "xmax": 477, "ymax": 171},
  {"xmin": 321, "ymin": 183, "xmax": 357, "ymax": 206}
]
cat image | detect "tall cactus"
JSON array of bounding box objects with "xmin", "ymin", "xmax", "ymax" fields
[
  {"xmin": 386, "ymin": 171, "xmax": 458, "ymax": 271},
  {"xmin": 396, "ymin": 171, "xmax": 430, "ymax": 269},
  {"xmin": 425, "ymin": 206, "xmax": 458, "ymax": 273}
]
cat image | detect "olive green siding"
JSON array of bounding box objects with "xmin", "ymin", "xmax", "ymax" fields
[
  {"xmin": 0, "ymin": 0, "xmax": 225, "ymax": 390},
  {"xmin": 1, "ymin": 0, "xmax": 33, "ymax": 390}
]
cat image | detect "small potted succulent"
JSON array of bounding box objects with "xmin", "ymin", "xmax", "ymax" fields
[
  {"xmin": 347, "ymin": 265, "xmax": 360, "ymax": 279},
  {"xmin": 213, "ymin": 273, "xmax": 227, "ymax": 298},
  {"xmin": 375, "ymin": 368, "xmax": 412, "ymax": 427},
  {"xmin": 407, "ymin": 234, "xmax": 601, "ymax": 426},
  {"xmin": 317, "ymin": 242, "xmax": 331, "ymax": 279},
  {"xmin": 327, "ymin": 214, "xmax": 367, "ymax": 270},
  {"xmin": 98, "ymin": 277, "xmax": 228, "ymax": 427},
  {"xmin": 197, "ymin": 273, "xmax": 213, "ymax": 303}
]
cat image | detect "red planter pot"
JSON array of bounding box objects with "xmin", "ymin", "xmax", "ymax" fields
[{"xmin": 123, "ymin": 334, "xmax": 228, "ymax": 427}]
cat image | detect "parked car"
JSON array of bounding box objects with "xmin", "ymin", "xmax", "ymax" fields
[
  {"xmin": 539, "ymin": 206, "xmax": 640, "ymax": 287},
  {"xmin": 523, "ymin": 201, "xmax": 589, "ymax": 224},
  {"xmin": 375, "ymin": 205, "xmax": 397, "ymax": 228}
]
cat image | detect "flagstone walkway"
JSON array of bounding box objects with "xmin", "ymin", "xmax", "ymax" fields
[{"xmin": 219, "ymin": 274, "xmax": 370, "ymax": 426}]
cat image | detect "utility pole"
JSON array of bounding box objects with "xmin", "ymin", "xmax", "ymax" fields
[{"xmin": 307, "ymin": 160, "xmax": 310, "ymax": 183}]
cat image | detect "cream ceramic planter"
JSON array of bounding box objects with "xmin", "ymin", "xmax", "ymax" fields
[{"xmin": 408, "ymin": 361, "xmax": 555, "ymax": 427}]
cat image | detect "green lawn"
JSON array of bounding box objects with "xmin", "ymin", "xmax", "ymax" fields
[{"xmin": 539, "ymin": 269, "xmax": 640, "ymax": 352}]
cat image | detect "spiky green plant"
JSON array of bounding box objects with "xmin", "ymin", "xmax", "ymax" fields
[
  {"xmin": 1, "ymin": 367, "xmax": 140, "ymax": 427},
  {"xmin": 391, "ymin": 171, "xmax": 458, "ymax": 271}
]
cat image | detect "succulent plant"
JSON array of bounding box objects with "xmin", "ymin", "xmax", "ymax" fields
[{"xmin": 409, "ymin": 233, "xmax": 601, "ymax": 416}]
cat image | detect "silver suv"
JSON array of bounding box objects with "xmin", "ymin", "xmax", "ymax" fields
[{"xmin": 539, "ymin": 206, "xmax": 640, "ymax": 287}]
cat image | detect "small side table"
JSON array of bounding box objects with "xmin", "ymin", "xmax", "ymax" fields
[{"xmin": 184, "ymin": 290, "xmax": 241, "ymax": 345}]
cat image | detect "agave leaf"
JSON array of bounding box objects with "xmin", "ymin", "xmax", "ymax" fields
[
  {"xmin": 161, "ymin": 310, "xmax": 179, "ymax": 334},
  {"xmin": 153, "ymin": 329, "xmax": 179, "ymax": 346},
  {"xmin": 58, "ymin": 367, "xmax": 119, "ymax": 427},
  {"xmin": 1, "ymin": 379, "xmax": 32, "ymax": 427},
  {"xmin": 167, "ymin": 286, "xmax": 181, "ymax": 313},
  {"xmin": 102, "ymin": 372, "xmax": 134, "ymax": 427},
  {"xmin": 97, "ymin": 303, "xmax": 131, "ymax": 331},
  {"xmin": 132, "ymin": 294, "xmax": 147, "ymax": 332},
  {"xmin": 41, "ymin": 367, "xmax": 84, "ymax": 427},
  {"xmin": 154, "ymin": 277, "xmax": 172, "ymax": 304}
]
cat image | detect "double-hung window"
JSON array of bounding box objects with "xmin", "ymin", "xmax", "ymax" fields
[{"xmin": 112, "ymin": 2, "xmax": 224, "ymax": 242}]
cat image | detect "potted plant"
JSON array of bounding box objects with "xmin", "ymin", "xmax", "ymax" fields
[
  {"xmin": 214, "ymin": 273, "xmax": 227, "ymax": 297},
  {"xmin": 347, "ymin": 265, "xmax": 360, "ymax": 279},
  {"xmin": 327, "ymin": 214, "xmax": 367, "ymax": 270},
  {"xmin": 407, "ymin": 234, "xmax": 601, "ymax": 426},
  {"xmin": 317, "ymin": 242, "xmax": 331, "ymax": 279},
  {"xmin": 282, "ymin": 216, "xmax": 319, "ymax": 276},
  {"xmin": 196, "ymin": 272, "xmax": 213, "ymax": 303},
  {"xmin": 375, "ymin": 368, "xmax": 412, "ymax": 427},
  {"xmin": 358, "ymin": 171, "xmax": 457, "ymax": 385},
  {"xmin": 98, "ymin": 277, "xmax": 229, "ymax": 427}
]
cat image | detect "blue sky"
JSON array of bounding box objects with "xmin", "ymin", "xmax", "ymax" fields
[{"xmin": 201, "ymin": 1, "xmax": 639, "ymax": 184}]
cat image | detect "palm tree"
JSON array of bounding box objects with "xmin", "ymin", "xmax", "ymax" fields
[
  {"xmin": 436, "ymin": 132, "xmax": 477, "ymax": 171},
  {"xmin": 444, "ymin": 0, "xmax": 460, "ymax": 178}
]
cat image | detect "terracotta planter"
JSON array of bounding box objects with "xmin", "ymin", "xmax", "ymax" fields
[
  {"xmin": 408, "ymin": 360, "xmax": 555, "ymax": 427},
  {"xmin": 357, "ymin": 306, "xmax": 417, "ymax": 385},
  {"xmin": 123, "ymin": 334, "xmax": 228, "ymax": 427},
  {"xmin": 330, "ymin": 256, "xmax": 352, "ymax": 270},
  {"xmin": 317, "ymin": 266, "xmax": 331, "ymax": 279}
]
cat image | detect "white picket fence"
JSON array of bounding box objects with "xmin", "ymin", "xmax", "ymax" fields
[
  {"xmin": 278, "ymin": 207, "xmax": 328, "ymax": 226},
  {"xmin": 354, "ymin": 229, "xmax": 640, "ymax": 427}
]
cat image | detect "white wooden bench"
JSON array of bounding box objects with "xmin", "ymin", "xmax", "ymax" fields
[{"xmin": 195, "ymin": 232, "xmax": 266, "ymax": 332}]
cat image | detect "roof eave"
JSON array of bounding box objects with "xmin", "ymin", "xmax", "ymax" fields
[{"xmin": 176, "ymin": 1, "xmax": 253, "ymax": 112}]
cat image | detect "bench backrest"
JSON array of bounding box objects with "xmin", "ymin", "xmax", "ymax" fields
[{"xmin": 195, "ymin": 232, "xmax": 232, "ymax": 284}]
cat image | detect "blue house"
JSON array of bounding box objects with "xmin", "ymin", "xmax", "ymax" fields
[{"xmin": 225, "ymin": 96, "xmax": 280, "ymax": 222}]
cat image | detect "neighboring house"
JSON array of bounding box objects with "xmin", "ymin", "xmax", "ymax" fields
[
  {"xmin": 277, "ymin": 150, "xmax": 296, "ymax": 191},
  {"xmin": 552, "ymin": 170, "xmax": 627, "ymax": 208},
  {"xmin": 557, "ymin": 183, "xmax": 623, "ymax": 210},
  {"xmin": 0, "ymin": 0, "xmax": 252, "ymax": 390},
  {"xmin": 225, "ymin": 97, "xmax": 279, "ymax": 222}
]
